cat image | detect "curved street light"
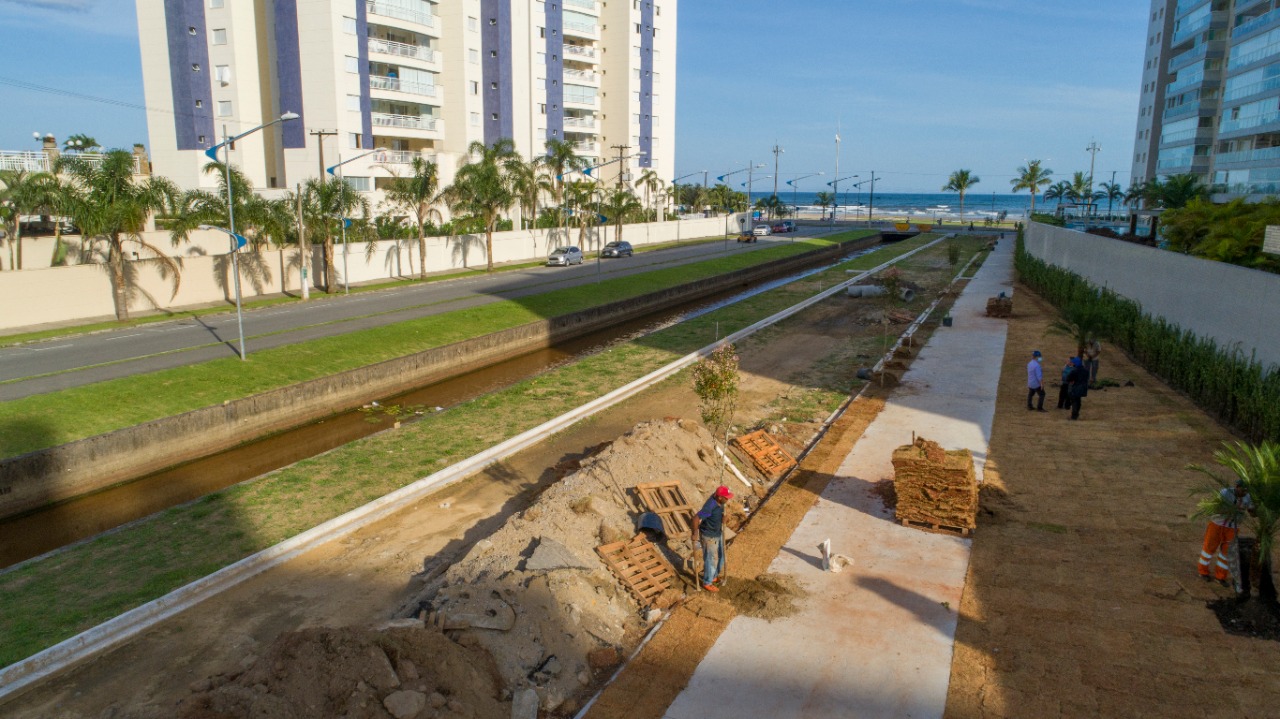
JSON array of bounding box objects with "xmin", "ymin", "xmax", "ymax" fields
[{"xmin": 326, "ymin": 148, "xmax": 387, "ymax": 294}]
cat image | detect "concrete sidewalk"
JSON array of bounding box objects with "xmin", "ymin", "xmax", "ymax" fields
[{"xmin": 663, "ymin": 238, "xmax": 1015, "ymax": 719}]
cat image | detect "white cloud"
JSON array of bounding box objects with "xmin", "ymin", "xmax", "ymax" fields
[
  {"xmin": 0, "ymin": 0, "xmax": 136, "ymax": 37},
  {"xmin": 0, "ymin": 0, "xmax": 93, "ymax": 11}
]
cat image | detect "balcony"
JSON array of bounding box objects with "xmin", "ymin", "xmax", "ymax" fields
[
  {"xmin": 564, "ymin": 68, "xmax": 599, "ymax": 84},
  {"xmin": 563, "ymin": 19, "xmax": 598, "ymax": 38},
  {"xmin": 0, "ymin": 151, "xmax": 142, "ymax": 174},
  {"xmin": 371, "ymin": 113, "xmax": 439, "ymax": 132},
  {"xmin": 563, "ymin": 115, "xmax": 597, "ymax": 130},
  {"xmin": 1236, "ymin": 0, "xmax": 1271, "ymax": 14},
  {"xmin": 563, "ymin": 94, "xmax": 598, "ymax": 108},
  {"xmin": 369, "ymin": 75, "xmax": 437, "ymax": 97},
  {"xmin": 1168, "ymin": 42, "xmax": 1210, "ymax": 72},
  {"xmin": 1220, "ymin": 109, "xmax": 1280, "ymax": 134},
  {"xmin": 563, "ymin": 0, "xmax": 597, "ymax": 11},
  {"xmin": 1224, "ymin": 73, "xmax": 1280, "ymax": 102},
  {"xmin": 1172, "ymin": 14, "xmax": 1213, "ymax": 47},
  {"xmin": 366, "ymin": 1, "xmax": 435, "ymax": 29},
  {"xmin": 563, "ymin": 44, "xmax": 598, "ymax": 61},
  {"xmin": 1233, "ymin": 8, "xmax": 1280, "ymax": 40},
  {"xmin": 1162, "ymin": 99, "xmax": 1204, "ymax": 120},
  {"xmin": 1229, "ymin": 41, "xmax": 1280, "ymax": 71},
  {"xmin": 368, "ymin": 38, "xmax": 436, "ymax": 64},
  {"xmin": 1174, "ymin": 0, "xmax": 1208, "ymax": 19},
  {"xmin": 572, "ymin": 141, "xmax": 598, "ymax": 153},
  {"xmin": 1213, "ymin": 145, "xmax": 1280, "ymax": 164}
]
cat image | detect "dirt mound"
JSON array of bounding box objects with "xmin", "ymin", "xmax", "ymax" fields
[
  {"xmin": 174, "ymin": 627, "xmax": 506, "ymax": 719},
  {"xmin": 715, "ymin": 572, "xmax": 807, "ymax": 621}
]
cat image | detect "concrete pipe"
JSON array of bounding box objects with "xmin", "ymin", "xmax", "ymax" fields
[{"xmin": 847, "ymin": 285, "xmax": 916, "ymax": 302}]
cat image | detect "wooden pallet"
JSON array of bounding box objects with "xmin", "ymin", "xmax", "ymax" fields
[
  {"xmin": 635, "ymin": 481, "xmax": 696, "ymax": 537},
  {"xmin": 731, "ymin": 430, "xmax": 797, "ymax": 480},
  {"xmin": 596, "ymin": 535, "xmax": 677, "ymax": 604},
  {"xmin": 898, "ymin": 517, "xmax": 973, "ymax": 537}
]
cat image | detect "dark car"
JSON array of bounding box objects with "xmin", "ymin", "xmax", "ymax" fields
[
  {"xmin": 771, "ymin": 222, "xmax": 787, "ymax": 234},
  {"xmin": 781, "ymin": 220, "xmax": 797, "ymax": 232},
  {"xmin": 601, "ymin": 241, "xmax": 633, "ymax": 257}
]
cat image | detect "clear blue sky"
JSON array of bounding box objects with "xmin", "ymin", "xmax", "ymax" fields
[{"xmin": 0, "ymin": 0, "xmax": 1148, "ymax": 193}]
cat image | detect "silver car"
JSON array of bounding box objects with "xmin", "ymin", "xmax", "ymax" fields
[{"xmin": 547, "ymin": 246, "xmax": 584, "ymax": 266}]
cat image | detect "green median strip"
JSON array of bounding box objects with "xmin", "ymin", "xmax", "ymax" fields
[
  {"xmin": 0, "ymin": 232, "xmax": 962, "ymax": 670},
  {"xmin": 0, "ymin": 233, "xmax": 876, "ymax": 458}
]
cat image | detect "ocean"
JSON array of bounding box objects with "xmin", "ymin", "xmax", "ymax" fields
[{"xmin": 743, "ymin": 191, "xmax": 1122, "ymax": 221}]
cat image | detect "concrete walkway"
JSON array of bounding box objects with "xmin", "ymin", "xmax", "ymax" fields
[{"xmin": 663, "ymin": 238, "xmax": 1015, "ymax": 719}]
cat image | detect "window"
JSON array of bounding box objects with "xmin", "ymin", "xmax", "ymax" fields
[
  {"xmin": 342, "ymin": 16, "xmax": 356, "ymax": 34},
  {"xmin": 217, "ymin": 100, "xmax": 232, "ymax": 117},
  {"xmin": 470, "ymin": 112, "xmax": 481, "ymax": 126},
  {"xmin": 345, "ymin": 56, "xmax": 359, "ymax": 73},
  {"xmin": 209, "ymin": 0, "xmax": 223, "ymax": 7},
  {"xmin": 188, "ymin": 26, "xmax": 196, "ymax": 35},
  {"xmin": 347, "ymin": 94, "xmax": 361, "ymax": 110},
  {"xmin": 194, "ymin": 99, "xmax": 203, "ymax": 108},
  {"xmin": 539, "ymin": 27, "xmax": 545, "ymax": 38},
  {"xmin": 349, "ymin": 132, "xmax": 362, "ymax": 149},
  {"xmin": 198, "ymin": 135, "xmax": 206, "ymax": 144},
  {"xmin": 539, "ymin": 103, "xmax": 546, "ymax": 114},
  {"xmin": 469, "ymin": 81, "xmax": 479, "ymax": 95},
  {"xmin": 490, "ymin": 81, "xmax": 498, "ymax": 89},
  {"xmin": 215, "ymin": 65, "xmax": 231, "ymax": 84},
  {"xmin": 491, "ymin": 112, "xmax": 499, "ymax": 120},
  {"xmin": 345, "ymin": 177, "xmax": 372, "ymax": 192},
  {"xmin": 211, "ymin": 28, "xmax": 227, "ymax": 45},
  {"xmin": 490, "ymin": 50, "xmax": 497, "ymax": 57},
  {"xmin": 469, "ymin": 49, "xmax": 480, "ymax": 64},
  {"xmin": 467, "ymin": 16, "xmax": 478, "ymax": 31},
  {"xmin": 192, "ymin": 63, "xmax": 201, "ymax": 72}
]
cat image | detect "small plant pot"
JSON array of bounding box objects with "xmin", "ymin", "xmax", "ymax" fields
[{"xmin": 942, "ymin": 316, "xmax": 953, "ymax": 327}]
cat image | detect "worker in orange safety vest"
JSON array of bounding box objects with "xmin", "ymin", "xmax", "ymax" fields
[{"xmin": 1199, "ymin": 480, "xmax": 1254, "ymax": 586}]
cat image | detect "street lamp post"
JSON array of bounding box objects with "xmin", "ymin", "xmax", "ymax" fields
[
  {"xmin": 198, "ymin": 225, "xmax": 250, "ymax": 360},
  {"xmin": 716, "ymin": 163, "xmax": 764, "ymax": 248},
  {"xmin": 785, "ymin": 172, "xmax": 824, "ymax": 220},
  {"xmin": 202, "ymin": 111, "xmax": 299, "ymax": 360},
  {"xmin": 326, "ymin": 148, "xmax": 385, "ymax": 293},
  {"xmin": 671, "ymin": 170, "xmax": 706, "ymax": 247},
  {"xmin": 826, "ymin": 173, "xmax": 859, "ymax": 227}
]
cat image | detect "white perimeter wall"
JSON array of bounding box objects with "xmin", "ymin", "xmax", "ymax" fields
[
  {"xmin": 1025, "ymin": 222, "xmax": 1280, "ymax": 370},
  {"xmin": 0, "ymin": 215, "xmax": 748, "ymax": 331}
]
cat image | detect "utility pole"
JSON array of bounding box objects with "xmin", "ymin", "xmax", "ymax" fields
[
  {"xmin": 833, "ymin": 128, "xmax": 841, "ymax": 228},
  {"xmin": 296, "ymin": 182, "xmax": 309, "ymax": 300},
  {"xmin": 1086, "ymin": 140, "xmax": 1101, "ymax": 215},
  {"xmin": 610, "ymin": 144, "xmax": 630, "ymax": 189},
  {"xmin": 868, "ymin": 170, "xmax": 876, "ymax": 227},
  {"xmin": 771, "ymin": 143, "xmax": 783, "ymax": 197},
  {"xmin": 310, "ymin": 129, "xmax": 337, "ymax": 180}
]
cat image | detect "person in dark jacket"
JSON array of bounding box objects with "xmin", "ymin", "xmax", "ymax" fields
[
  {"xmin": 1067, "ymin": 357, "xmax": 1089, "ymax": 420},
  {"xmin": 1056, "ymin": 358, "xmax": 1074, "ymax": 410},
  {"xmin": 695, "ymin": 486, "xmax": 733, "ymax": 591}
]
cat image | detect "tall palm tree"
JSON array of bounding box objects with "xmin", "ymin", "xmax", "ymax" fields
[
  {"xmin": 602, "ymin": 187, "xmax": 642, "ymax": 245},
  {"xmin": 301, "ymin": 176, "xmax": 369, "ymax": 291},
  {"xmin": 509, "ymin": 155, "xmax": 553, "ymax": 232},
  {"xmin": 1159, "ymin": 173, "xmax": 1209, "ymax": 209},
  {"xmin": 1098, "ymin": 181, "xmax": 1125, "ymax": 217},
  {"xmin": 1044, "ymin": 181, "xmax": 1071, "ymax": 210},
  {"xmin": 447, "ymin": 138, "xmax": 518, "ymax": 272},
  {"xmin": 1010, "ymin": 160, "xmax": 1053, "ymax": 215},
  {"xmin": 543, "ymin": 138, "xmax": 587, "ymax": 237},
  {"xmin": 383, "ymin": 156, "xmax": 444, "ymax": 279},
  {"xmin": 564, "ymin": 179, "xmax": 598, "ymax": 247},
  {"xmin": 942, "ymin": 169, "xmax": 980, "ymax": 224},
  {"xmin": 30, "ymin": 173, "xmax": 77, "ymax": 266},
  {"xmin": 0, "ymin": 168, "xmax": 54, "ymax": 270},
  {"xmin": 170, "ymin": 162, "xmax": 278, "ymax": 248},
  {"xmin": 1066, "ymin": 171, "xmax": 1102, "ymax": 211},
  {"xmin": 1124, "ymin": 181, "xmax": 1152, "ymax": 210},
  {"xmin": 57, "ymin": 151, "xmax": 183, "ymax": 321},
  {"xmin": 637, "ymin": 168, "xmax": 663, "ymax": 221},
  {"xmin": 814, "ymin": 191, "xmax": 835, "ymax": 220}
]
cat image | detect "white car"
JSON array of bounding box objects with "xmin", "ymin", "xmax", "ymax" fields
[
  {"xmin": 752, "ymin": 224, "xmax": 772, "ymax": 236},
  {"xmin": 547, "ymin": 246, "xmax": 584, "ymax": 266}
]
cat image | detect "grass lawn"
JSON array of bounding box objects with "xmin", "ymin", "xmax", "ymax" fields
[
  {"xmin": 0, "ymin": 233, "xmax": 877, "ymax": 458},
  {"xmin": 0, "ymin": 234, "xmax": 976, "ymax": 669}
]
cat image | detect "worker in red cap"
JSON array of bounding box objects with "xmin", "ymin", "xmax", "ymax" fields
[{"xmin": 695, "ymin": 486, "xmax": 733, "ymax": 592}]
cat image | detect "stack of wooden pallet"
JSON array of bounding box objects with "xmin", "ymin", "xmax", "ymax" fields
[{"xmin": 891, "ymin": 437, "xmax": 977, "ymax": 535}]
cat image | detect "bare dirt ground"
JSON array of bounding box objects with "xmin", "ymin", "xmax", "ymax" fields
[
  {"xmin": 5, "ymin": 248, "xmax": 962, "ymax": 719},
  {"xmin": 943, "ymin": 288, "xmax": 1280, "ymax": 719}
]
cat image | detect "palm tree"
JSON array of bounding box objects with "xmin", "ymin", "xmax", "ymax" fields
[
  {"xmin": 1066, "ymin": 171, "xmax": 1102, "ymax": 212},
  {"xmin": 814, "ymin": 191, "xmax": 835, "ymax": 220},
  {"xmin": 383, "ymin": 156, "xmax": 444, "ymax": 279},
  {"xmin": 1047, "ymin": 300, "xmax": 1110, "ymax": 358},
  {"xmin": 57, "ymin": 151, "xmax": 183, "ymax": 321},
  {"xmin": 543, "ymin": 138, "xmax": 587, "ymax": 237},
  {"xmin": 1043, "ymin": 181, "xmax": 1071, "ymax": 211},
  {"xmin": 564, "ymin": 179, "xmax": 598, "ymax": 247},
  {"xmin": 30, "ymin": 173, "xmax": 77, "ymax": 266},
  {"xmin": 300, "ymin": 176, "xmax": 368, "ymax": 291},
  {"xmin": 170, "ymin": 162, "xmax": 280, "ymax": 249},
  {"xmin": 637, "ymin": 168, "xmax": 663, "ymax": 221},
  {"xmin": 1124, "ymin": 181, "xmax": 1152, "ymax": 210},
  {"xmin": 63, "ymin": 134, "xmax": 101, "ymax": 153},
  {"xmin": 603, "ymin": 187, "xmax": 642, "ymax": 245},
  {"xmin": 942, "ymin": 169, "xmax": 980, "ymax": 224},
  {"xmin": 1098, "ymin": 181, "xmax": 1125, "ymax": 217},
  {"xmin": 1158, "ymin": 173, "xmax": 1209, "ymax": 209},
  {"xmin": 1191, "ymin": 441, "xmax": 1280, "ymax": 604},
  {"xmin": 509, "ymin": 155, "xmax": 553, "ymax": 232},
  {"xmin": 447, "ymin": 138, "xmax": 518, "ymax": 272},
  {"xmin": 0, "ymin": 168, "xmax": 54, "ymax": 270},
  {"xmin": 1010, "ymin": 160, "xmax": 1053, "ymax": 215}
]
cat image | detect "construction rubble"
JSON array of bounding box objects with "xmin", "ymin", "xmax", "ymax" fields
[{"xmin": 891, "ymin": 436, "xmax": 978, "ymax": 534}]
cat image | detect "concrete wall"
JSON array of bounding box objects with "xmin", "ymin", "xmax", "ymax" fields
[
  {"xmin": 1025, "ymin": 222, "xmax": 1280, "ymax": 369},
  {"xmin": 0, "ymin": 215, "xmax": 746, "ymax": 331},
  {"xmin": 0, "ymin": 231, "xmax": 870, "ymax": 519}
]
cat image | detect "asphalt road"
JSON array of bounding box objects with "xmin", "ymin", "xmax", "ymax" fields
[{"xmin": 0, "ymin": 229, "xmax": 835, "ymax": 400}]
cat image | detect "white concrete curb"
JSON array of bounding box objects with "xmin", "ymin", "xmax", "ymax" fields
[{"xmin": 0, "ymin": 234, "xmax": 945, "ymax": 702}]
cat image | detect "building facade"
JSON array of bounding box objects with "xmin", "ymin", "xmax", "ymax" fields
[
  {"xmin": 1133, "ymin": 0, "xmax": 1280, "ymax": 199},
  {"xmin": 137, "ymin": 0, "xmax": 676, "ymax": 202}
]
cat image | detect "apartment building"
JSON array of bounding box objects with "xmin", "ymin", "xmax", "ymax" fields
[
  {"xmin": 1133, "ymin": 0, "xmax": 1280, "ymax": 198},
  {"xmin": 137, "ymin": 0, "xmax": 676, "ymax": 203}
]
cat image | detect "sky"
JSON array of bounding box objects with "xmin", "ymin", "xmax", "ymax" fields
[{"xmin": 0, "ymin": 0, "xmax": 1149, "ymax": 194}]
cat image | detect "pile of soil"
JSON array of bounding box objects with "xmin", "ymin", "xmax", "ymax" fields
[
  {"xmin": 173, "ymin": 627, "xmax": 507, "ymax": 719},
  {"xmin": 715, "ymin": 572, "xmax": 807, "ymax": 620},
  {"xmin": 1208, "ymin": 597, "xmax": 1280, "ymax": 641}
]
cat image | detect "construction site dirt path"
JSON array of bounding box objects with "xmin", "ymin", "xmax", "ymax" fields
[{"xmin": 4, "ymin": 264, "xmax": 922, "ymax": 718}]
